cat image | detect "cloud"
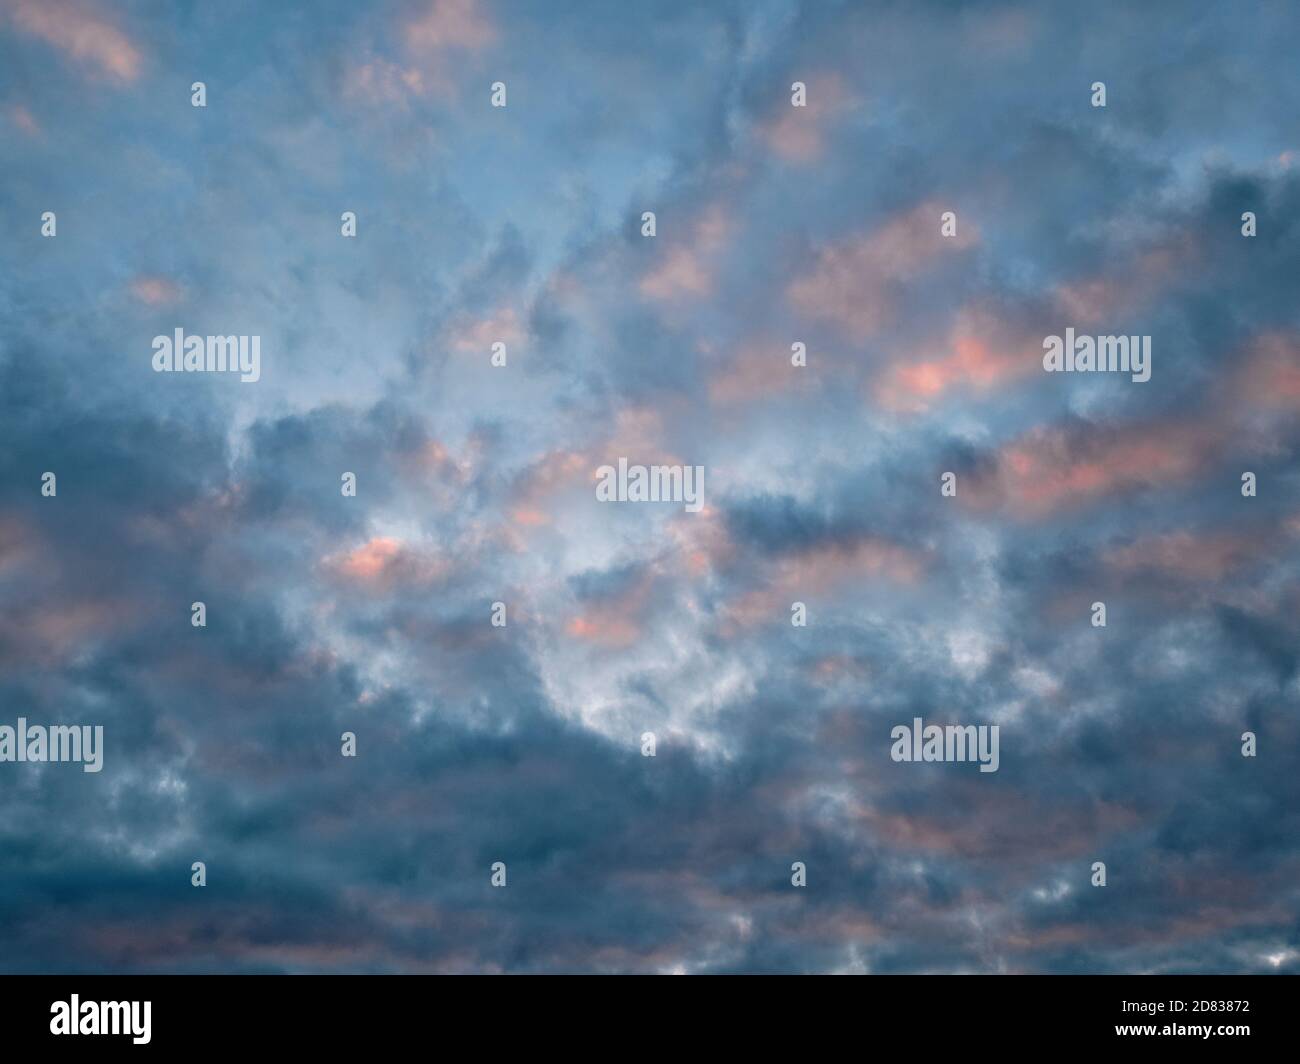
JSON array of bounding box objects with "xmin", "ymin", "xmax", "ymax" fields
[
  {"xmin": 7, "ymin": 102, "xmax": 38, "ymax": 134},
  {"xmin": 874, "ymin": 306, "xmax": 1040, "ymax": 412},
  {"xmin": 129, "ymin": 275, "xmax": 183, "ymax": 307},
  {"xmin": 405, "ymin": 0, "xmax": 495, "ymax": 54},
  {"xmin": 1, "ymin": 0, "xmax": 1298, "ymax": 976},
  {"xmin": 640, "ymin": 204, "xmax": 730, "ymax": 303},
  {"xmin": 323, "ymin": 536, "xmax": 450, "ymax": 590},
  {"xmin": 343, "ymin": 0, "xmax": 496, "ymax": 106},
  {"xmin": 965, "ymin": 416, "xmax": 1222, "ymax": 519},
  {"xmin": 787, "ymin": 202, "xmax": 978, "ymax": 339},
  {"xmin": 2, "ymin": 0, "xmax": 142, "ymax": 82},
  {"xmin": 758, "ymin": 75, "xmax": 855, "ymax": 164}
]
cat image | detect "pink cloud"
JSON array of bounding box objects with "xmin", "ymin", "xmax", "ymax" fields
[
  {"xmin": 708, "ymin": 338, "xmax": 814, "ymax": 407},
  {"xmin": 759, "ymin": 75, "xmax": 854, "ymax": 164},
  {"xmin": 343, "ymin": 57, "xmax": 431, "ymax": 106},
  {"xmin": 808, "ymin": 654, "xmax": 872, "ymax": 685},
  {"xmin": 3, "ymin": 0, "xmax": 142, "ymax": 83},
  {"xmin": 334, "ymin": 536, "xmax": 403, "ymax": 580},
  {"xmin": 967, "ymin": 418, "xmax": 1222, "ymax": 520},
  {"xmin": 963, "ymin": 7, "xmax": 1036, "ymax": 54},
  {"xmin": 507, "ymin": 405, "xmax": 680, "ymax": 530},
  {"xmin": 874, "ymin": 306, "xmax": 1039, "ymax": 412},
  {"xmin": 129, "ymin": 275, "xmax": 183, "ymax": 307},
  {"xmin": 324, "ymin": 537, "xmax": 448, "ymax": 590},
  {"xmin": 565, "ymin": 608, "xmax": 642, "ymax": 649},
  {"xmin": 448, "ymin": 304, "xmax": 525, "ymax": 354},
  {"xmin": 640, "ymin": 246, "xmax": 713, "ymax": 302},
  {"xmin": 0, "ymin": 597, "xmax": 137, "ymax": 667},
  {"xmin": 1105, "ymin": 530, "xmax": 1259, "ymax": 583},
  {"xmin": 405, "ymin": 0, "xmax": 496, "ymax": 54},
  {"xmin": 640, "ymin": 205, "xmax": 730, "ymax": 304},
  {"xmin": 8, "ymin": 102, "xmax": 38, "ymax": 134},
  {"xmin": 1237, "ymin": 332, "xmax": 1300, "ymax": 408},
  {"xmin": 723, "ymin": 537, "xmax": 924, "ymax": 630},
  {"xmin": 788, "ymin": 201, "xmax": 978, "ymax": 338},
  {"xmin": 860, "ymin": 788, "xmax": 1139, "ymax": 860},
  {"xmin": 406, "ymin": 438, "xmax": 474, "ymax": 484},
  {"xmin": 508, "ymin": 449, "xmax": 588, "ymax": 528},
  {"xmin": 566, "ymin": 565, "xmax": 691, "ymax": 649},
  {"xmin": 962, "ymin": 327, "xmax": 1300, "ymax": 520},
  {"xmin": 344, "ymin": 0, "xmax": 496, "ymax": 107},
  {"xmin": 1052, "ymin": 234, "xmax": 1198, "ymax": 326},
  {"xmin": 663, "ymin": 504, "xmax": 734, "ymax": 577},
  {"xmin": 0, "ymin": 514, "xmax": 36, "ymax": 575}
]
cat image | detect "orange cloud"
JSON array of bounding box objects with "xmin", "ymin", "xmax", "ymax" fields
[{"xmin": 3, "ymin": 0, "xmax": 142, "ymax": 83}]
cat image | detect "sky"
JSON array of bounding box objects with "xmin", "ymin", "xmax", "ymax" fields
[{"xmin": 0, "ymin": 0, "xmax": 1298, "ymax": 974}]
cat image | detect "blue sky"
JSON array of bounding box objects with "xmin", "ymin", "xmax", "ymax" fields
[{"xmin": 1, "ymin": 0, "xmax": 1298, "ymax": 973}]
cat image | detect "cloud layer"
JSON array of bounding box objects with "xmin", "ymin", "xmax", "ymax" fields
[{"xmin": 1, "ymin": 0, "xmax": 1298, "ymax": 973}]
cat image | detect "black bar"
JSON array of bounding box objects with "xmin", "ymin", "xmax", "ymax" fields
[{"xmin": 0, "ymin": 974, "xmax": 1289, "ymax": 1052}]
